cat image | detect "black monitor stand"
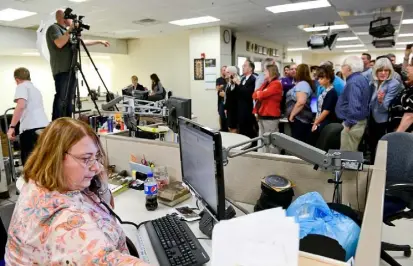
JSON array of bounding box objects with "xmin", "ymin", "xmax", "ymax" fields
[{"xmin": 198, "ymin": 204, "xmax": 236, "ymax": 238}]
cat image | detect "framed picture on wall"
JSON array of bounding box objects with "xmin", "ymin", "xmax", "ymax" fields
[
  {"xmin": 194, "ymin": 58, "xmax": 204, "ymax": 80},
  {"xmin": 246, "ymin": 41, "xmax": 251, "ymax": 51},
  {"xmin": 263, "ymin": 47, "xmax": 268, "ymax": 55}
]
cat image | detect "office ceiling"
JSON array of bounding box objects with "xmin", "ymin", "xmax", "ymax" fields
[{"xmin": 1, "ymin": 0, "xmax": 413, "ymax": 53}]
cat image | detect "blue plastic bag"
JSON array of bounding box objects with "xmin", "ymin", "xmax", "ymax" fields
[{"xmin": 286, "ymin": 192, "xmax": 360, "ymax": 261}]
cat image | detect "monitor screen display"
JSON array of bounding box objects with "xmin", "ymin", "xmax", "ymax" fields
[{"xmin": 179, "ymin": 121, "xmax": 219, "ymax": 215}]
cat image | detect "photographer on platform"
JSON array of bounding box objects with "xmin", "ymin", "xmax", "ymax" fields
[{"xmin": 46, "ymin": 9, "xmax": 110, "ymax": 120}]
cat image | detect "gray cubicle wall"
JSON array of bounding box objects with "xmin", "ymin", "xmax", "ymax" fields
[{"xmin": 101, "ymin": 134, "xmax": 371, "ymax": 209}]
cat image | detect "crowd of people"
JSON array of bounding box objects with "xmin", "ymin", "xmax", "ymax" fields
[{"xmin": 216, "ymin": 47, "xmax": 413, "ymax": 162}]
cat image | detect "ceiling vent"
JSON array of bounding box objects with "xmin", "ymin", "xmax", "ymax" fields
[{"xmin": 133, "ymin": 18, "xmax": 161, "ymax": 26}]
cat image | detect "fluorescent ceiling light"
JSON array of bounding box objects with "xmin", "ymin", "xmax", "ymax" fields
[
  {"xmin": 344, "ymin": 49, "xmax": 368, "ymax": 53},
  {"xmin": 303, "ymin": 24, "xmax": 349, "ymax": 32},
  {"xmin": 398, "ymin": 33, "xmax": 413, "ymax": 38},
  {"xmin": 22, "ymin": 52, "xmax": 40, "ymax": 56},
  {"xmin": 287, "ymin": 48, "xmax": 309, "ymax": 51},
  {"xmin": 402, "ymin": 19, "xmax": 413, "ymax": 25},
  {"xmin": 396, "ymin": 41, "xmax": 413, "ymax": 45},
  {"xmin": 396, "ymin": 47, "xmax": 406, "ymax": 50},
  {"xmin": 0, "ymin": 8, "xmax": 36, "ymax": 21},
  {"xmin": 336, "ymin": 44, "xmax": 365, "ymax": 48},
  {"xmin": 337, "ymin": 37, "xmax": 359, "ymax": 41},
  {"xmin": 169, "ymin": 16, "xmax": 219, "ymax": 26},
  {"xmin": 68, "ymin": 0, "xmax": 88, "ymax": 2},
  {"xmin": 356, "ymin": 32, "xmax": 369, "ymax": 36},
  {"xmin": 266, "ymin": 0, "xmax": 330, "ymax": 14}
]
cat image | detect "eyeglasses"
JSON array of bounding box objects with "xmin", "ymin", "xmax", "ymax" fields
[{"xmin": 66, "ymin": 152, "xmax": 102, "ymax": 168}]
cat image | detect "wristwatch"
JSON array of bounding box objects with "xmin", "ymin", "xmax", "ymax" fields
[{"xmin": 9, "ymin": 126, "xmax": 15, "ymax": 129}]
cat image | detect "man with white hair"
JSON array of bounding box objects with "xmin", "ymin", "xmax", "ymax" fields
[
  {"xmin": 224, "ymin": 66, "xmax": 241, "ymax": 132},
  {"xmin": 335, "ymin": 56, "xmax": 371, "ymax": 151}
]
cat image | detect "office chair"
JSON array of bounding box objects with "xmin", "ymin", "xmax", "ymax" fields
[
  {"xmin": 315, "ymin": 123, "xmax": 343, "ymax": 152},
  {"xmin": 167, "ymin": 91, "xmax": 173, "ymax": 99},
  {"xmin": 380, "ymin": 132, "xmax": 413, "ymax": 266}
]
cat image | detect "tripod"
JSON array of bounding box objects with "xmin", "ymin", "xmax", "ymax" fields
[{"xmin": 62, "ymin": 34, "xmax": 117, "ymax": 119}]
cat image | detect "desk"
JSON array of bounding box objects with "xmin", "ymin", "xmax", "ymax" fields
[{"xmin": 114, "ymin": 189, "xmax": 348, "ymax": 266}]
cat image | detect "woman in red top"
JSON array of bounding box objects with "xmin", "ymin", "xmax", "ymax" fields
[{"xmin": 253, "ymin": 64, "xmax": 283, "ymax": 153}]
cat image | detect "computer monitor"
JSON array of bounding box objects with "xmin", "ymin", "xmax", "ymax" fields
[
  {"xmin": 178, "ymin": 117, "xmax": 226, "ymax": 221},
  {"xmin": 167, "ymin": 97, "xmax": 192, "ymax": 133},
  {"xmin": 132, "ymin": 90, "xmax": 149, "ymax": 100}
]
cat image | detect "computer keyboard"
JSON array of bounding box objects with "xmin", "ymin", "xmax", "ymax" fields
[{"xmin": 145, "ymin": 214, "xmax": 210, "ymax": 266}]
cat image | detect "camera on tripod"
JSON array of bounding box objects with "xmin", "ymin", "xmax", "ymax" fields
[{"xmin": 64, "ymin": 8, "xmax": 90, "ymax": 43}]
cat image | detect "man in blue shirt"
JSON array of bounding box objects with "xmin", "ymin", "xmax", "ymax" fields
[
  {"xmin": 316, "ymin": 61, "xmax": 345, "ymax": 97},
  {"xmin": 280, "ymin": 64, "xmax": 296, "ymax": 115},
  {"xmin": 335, "ymin": 56, "xmax": 371, "ymax": 151}
]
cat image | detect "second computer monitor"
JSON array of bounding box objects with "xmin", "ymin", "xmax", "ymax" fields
[
  {"xmin": 167, "ymin": 97, "xmax": 192, "ymax": 133},
  {"xmin": 178, "ymin": 117, "xmax": 226, "ymax": 221}
]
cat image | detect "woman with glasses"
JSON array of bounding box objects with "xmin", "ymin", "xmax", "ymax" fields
[
  {"xmin": 5, "ymin": 118, "xmax": 148, "ymax": 265},
  {"xmin": 368, "ymin": 57, "xmax": 401, "ymax": 162}
]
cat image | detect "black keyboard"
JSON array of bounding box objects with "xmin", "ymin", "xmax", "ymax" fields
[{"xmin": 145, "ymin": 214, "xmax": 210, "ymax": 266}]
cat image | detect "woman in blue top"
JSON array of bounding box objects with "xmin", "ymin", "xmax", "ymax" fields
[
  {"xmin": 286, "ymin": 64, "xmax": 315, "ymax": 144},
  {"xmin": 368, "ymin": 57, "xmax": 401, "ymax": 162}
]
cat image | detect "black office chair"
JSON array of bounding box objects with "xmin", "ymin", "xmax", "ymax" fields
[
  {"xmin": 380, "ymin": 132, "xmax": 413, "ymax": 266},
  {"xmin": 167, "ymin": 91, "xmax": 173, "ymax": 99},
  {"xmin": 315, "ymin": 123, "xmax": 343, "ymax": 152}
]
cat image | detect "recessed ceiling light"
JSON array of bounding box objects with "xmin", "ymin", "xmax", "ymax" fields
[
  {"xmin": 0, "ymin": 8, "xmax": 36, "ymax": 21},
  {"xmin": 336, "ymin": 44, "xmax": 365, "ymax": 48},
  {"xmin": 287, "ymin": 48, "xmax": 309, "ymax": 51},
  {"xmin": 266, "ymin": 0, "xmax": 330, "ymax": 14},
  {"xmin": 396, "ymin": 41, "xmax": 413, "ymax": 45},
  {"xmin": 169, "ymin": 16, "xmax": 219, "ymax": 26},
  {"xmin": 402, "ymin": 19, "xmax": 413, "ymax": 25},
  {"xmin": 337, "ymin": 37, "xmax": 359, "ymax": 41},
  {"xmin": 344, "ymin": 49, "xmax": 368, "ymax": 53},
  {"xmin": 303, "ymin": 24, "xmax": 349, "ymax": 32},
  {"xmin": 356, "ymin": 32, "xmax": 369, "ymax": 36},
  {"xmin": 398, "ymin": 33, "xmax": 413, "ymax": 38}
]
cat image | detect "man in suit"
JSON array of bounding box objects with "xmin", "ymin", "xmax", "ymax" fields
[{"xmin": 237, "ymin": 60, "xmax": 258, "ymax": 140}]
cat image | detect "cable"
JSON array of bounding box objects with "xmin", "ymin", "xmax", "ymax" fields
[
  {"xmin": 355, "ymin": 169, "xmax": 360, "ymax": 212},
  {"xmin": 100, "ymin": 200, "xmax": 149, "ymax": 231}
]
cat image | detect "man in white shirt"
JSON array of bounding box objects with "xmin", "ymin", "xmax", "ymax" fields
[{"xmin": 7, "ymin": 68, "xmax": 49, "ymax": 165}]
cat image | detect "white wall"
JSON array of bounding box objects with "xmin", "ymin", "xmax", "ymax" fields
[
  {"xmin": 127, "ymin": 32, "xmax": 191, "ymax": 98},
  {"xmin": 189, "ymin": 27, "xmax": 222, "ymax": 129},
  {"xmin": 0, "ymin": 54, "xmax": 129, "ymax": 119},
  {"xmin": 235, "ymin": 33, "xmax": 284, "ymax": 61}
]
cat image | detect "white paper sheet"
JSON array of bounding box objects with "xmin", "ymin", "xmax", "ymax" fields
[{"xmin": 212, "ymin": 208, "xmax": 299, "ymax": 266}]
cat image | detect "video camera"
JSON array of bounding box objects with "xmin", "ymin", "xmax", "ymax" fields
[{"xmin": 64, "ymin": 8, "xmax": 90, "ymax": 42}]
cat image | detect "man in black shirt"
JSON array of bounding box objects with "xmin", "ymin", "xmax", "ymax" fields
[{"xmin": 216, "ymin": 66, "xmax": 228, "ymax": 131}]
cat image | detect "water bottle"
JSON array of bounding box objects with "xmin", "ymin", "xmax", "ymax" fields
[
  {"xmin": 107, "ymin": 116, "xmax": 113, "ymax": 133},
  {"xmin": 144, "ymin": 172, "xmax": 158, "ymax": 211}
]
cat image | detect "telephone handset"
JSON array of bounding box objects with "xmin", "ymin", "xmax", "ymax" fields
[{"xmin": 89, "ymin": 175, "xmax": 101, "ymax": 195}]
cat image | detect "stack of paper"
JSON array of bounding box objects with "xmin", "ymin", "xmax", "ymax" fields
[{"xmin": 212, "ymin": 208, "xmax": 299, "ymax": 266}]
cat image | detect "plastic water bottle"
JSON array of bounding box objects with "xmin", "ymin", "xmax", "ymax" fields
[
  {"xmin": 144, "ymin": 172, "xmax": 158, "ymax": 211},
  {"xmin": 107, "ymin": 116, "xmax": 113, "ymax": 132}
]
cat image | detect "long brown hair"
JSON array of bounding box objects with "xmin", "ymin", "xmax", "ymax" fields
[
  {"xmin": 23, "ymin": 118, "xmax": 107, "ymax": 192},
  {"xmin": 296, "ymin": 64, "xmax": 315, "ymax": 92}
]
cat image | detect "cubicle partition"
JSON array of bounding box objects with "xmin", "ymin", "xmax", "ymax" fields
[
  {"xmin": 101, "ymin": 134, "xmax": 371, "ymax": 209},
  {"xmin": 102, "ymin": 134, "xmax": 387, "ymax": 265}
]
